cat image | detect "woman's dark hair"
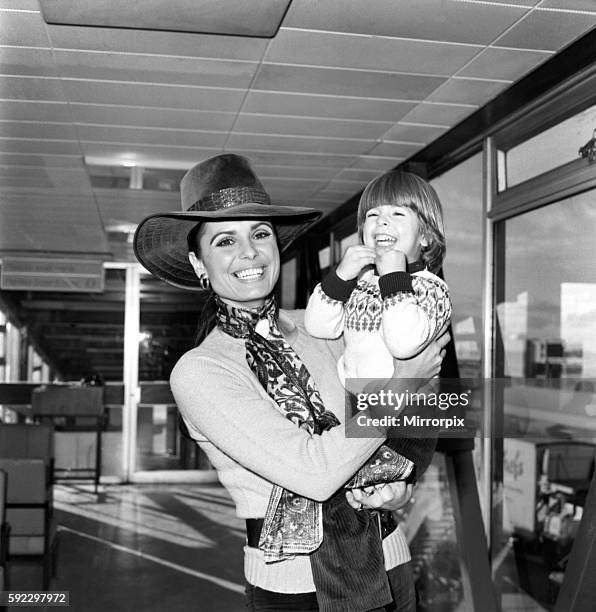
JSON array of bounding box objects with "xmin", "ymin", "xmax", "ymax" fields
[{"xmin": 187, "ymin": 222, "xmax": 218, "ymax": 347}]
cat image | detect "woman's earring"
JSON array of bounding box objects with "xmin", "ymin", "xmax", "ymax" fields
[{"xmin": 198, "ymin": 275, "xmax": 211, "ymax": 290}]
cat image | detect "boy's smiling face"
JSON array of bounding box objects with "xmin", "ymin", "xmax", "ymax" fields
[{"xmin": 361, "ymin": 204, "xmax": 426, "ymax": 262}]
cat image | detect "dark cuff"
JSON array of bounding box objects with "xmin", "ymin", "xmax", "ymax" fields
[
  {"xmin": 378, "ymin": 271, "xmax": 414, "ymax": 298},
  {"xmin": 321, "ymin": 268, "xmax": 357, "ymax": 302}
]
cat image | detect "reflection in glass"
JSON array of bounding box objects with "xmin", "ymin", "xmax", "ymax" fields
[{"xmin": 494, "ymin": 190, "xmax": 596, "ymax": 610}]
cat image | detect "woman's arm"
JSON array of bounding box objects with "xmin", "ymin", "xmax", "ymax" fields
[{"xmin": 171, "ymin": 353, "xmax": 383, "ymax": 502}]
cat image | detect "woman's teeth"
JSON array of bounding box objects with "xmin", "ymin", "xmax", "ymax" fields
[{"xmin": 234, "ymin": 267, "xmax": 265, "ymax": 280}]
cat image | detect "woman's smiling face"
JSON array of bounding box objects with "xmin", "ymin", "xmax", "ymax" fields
[{"xmin": 190, "ymin": 219, "xmax": 280, "ymax": 310}]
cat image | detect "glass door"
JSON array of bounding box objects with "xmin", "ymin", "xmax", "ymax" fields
[{"xmin": 492, "ymin": 189, "xmax": 596, "ymax": 610}]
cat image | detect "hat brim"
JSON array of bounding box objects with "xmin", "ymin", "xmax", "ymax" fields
[{"xmin": 133, "ymin": 202, "xmax": 322, "ymax": 291}]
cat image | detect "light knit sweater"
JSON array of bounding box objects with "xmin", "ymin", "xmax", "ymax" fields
[
  {"xmin": 305, "ymin": 268, "xmax": 452, "ymax": 385},
  {"xmin": 170, "ymin": 309, "xmax": 411, "ymax": 593}
]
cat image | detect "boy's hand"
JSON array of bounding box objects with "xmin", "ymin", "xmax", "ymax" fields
[
  {"xmin": 336, "ymin": 245, "xmax": 376, "ymax": 281},
  {"xmin": 376, "ymin": 246, "xmax": 407, "ymax": 276}
]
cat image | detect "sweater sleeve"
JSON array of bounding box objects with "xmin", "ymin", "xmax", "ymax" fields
[
  {"xmin": 170, "ymin": 352, "xmax": 384, "ymax": 502},
  {"xmin": 304, "ymin": 269, "xmax": 357, "ymax": 339},
  {"xmin": 379, "ymin": 272, "xmax": 452, "ymax": 359}
]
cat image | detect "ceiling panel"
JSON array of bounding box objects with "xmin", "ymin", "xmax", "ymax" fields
[
  {"xmin": 348, "ymin": 155, "xmax": 403, "ymax": 172},
  {"xmin": 243, "ymin": 91, "xmax": 417, "ymax": 121},
  {"xmin": 399, "ymin": 102, "xmax": 476, "ymax": 126},
  {"xmin": 0, "ymin": 166, "xmax": 91, "ymax": 192},
  {"xmin": 284, "ymin": 0, "xmax": 528, "ymax": 45},
  {"xmin": 0, "ymin": 138, "xmax": 82, "ymax": 155},
  {"xmin": 235, "ymin": 114, "xmax": 392, "ymax": 140},
  {"xmin": 266, "ymin": 28, "xmax": 482, "ymax": 75},
  {"xmin": 0, "ymin": 193, "xmax": 109, "ymax": 255},
  {"xmin": 540, "ymin": 0, "xmax": 596, "ymax": 9},
  {"xmin": 39, "ymin": 0, "xmax": 291, "ymax": 37},
  {"xmin": 1, "ymin": 76, "xmax": 67, "ymax": 102},
  {"xmin": 0, "ymin": 120, "xmax": 78, "ymax": 140},
  {"xmin": 0, "ymin": 10, "xmax": 51, "ymax": 47},
  {"xmin": 496, "ymin": 9, "xmax": 596, "ymax": 50},
  {"xmin": 252, "ymin": 164, "xmax": 340, "ymax": 181},
  {"xmin": 427, "ymin": 77, "xmax": 510, "ymax": 106},
  {"xmin": 367, "ymin": 141, "xmax": 425, "ymax": 158},
  {"xmin": 223, "ymin": 149, "xmax": 358, "ymax": 169},
  {"xmin": 383, "ymin": 123, "xmax": 448, "ymax": 144},
  {"xmin": 0, "ymin": 47, "xmax": 59, "ymax": 77},
  {"xmin": 46, "ymin": 24, "xmax": 269, "ymax": 60},
  {"xmin": 459, "ymin": 47, "xmax": 552, "ymax": 80},
  {"xmin": 75, "ymin": 124, "xmax": 226, "ymax": 148},
  {"xmin": 0, "ymin": 153, "xmax": 83, "ymax": 168},
  {"xmin": 52, "ymin": 50, "xmax": 260, "ymax": 89},
  {"xmin": 0, "ymin": 101, "xmax": 73, "ymax": 123},
  {"xmin": 59, "ymin": 80, "xmax": 246, "ymax": 111},
  {"xmin": 253, "ymin": 64, "xmax": 446, "ymax": 100},
  {"xmin": 227, "ymin": 132, "xmax": 374, "ymax": 155}
]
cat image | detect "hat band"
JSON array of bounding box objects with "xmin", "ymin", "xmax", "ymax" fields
[{"xmin": 188, "ymin": 186, "xmax": 271, "ymax": 212}]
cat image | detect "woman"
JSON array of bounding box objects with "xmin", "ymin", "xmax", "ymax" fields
[{"xmin": 134, "ymin": 154, "xmax": 449, "ymax": 611}]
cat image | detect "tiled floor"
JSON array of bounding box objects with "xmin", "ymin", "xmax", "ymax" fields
[{"xmin": 7, "ymin": 484, "xmax": 246, "ymax": 612}]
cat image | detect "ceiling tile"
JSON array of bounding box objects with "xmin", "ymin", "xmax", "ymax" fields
[
  {"xmin": 383, "ymin": 123, "xmax": 448, "ymax": 144},
  {"xmin": 0, "ymin": 193, "xmax": 108, "ymax": 255},
  {"xmin": 536, "ymin": 0, "xmax": 596, "ymax": 11},
  {"xmin": 496, "ymin": 10, "xmax": 596, "ymax": 50},
  {"xmin": 0, "ymin": 166, "xmax": 91, "ymax": 192},
  {"xmin": 284, "ymin": 0, "xmax": 528, "ymax": 45},
  {"xmin": 226, "ymin": 149, "xmax": 358, "ymax": 168},
  {"xmin": 0, "ymin": 121, "xmax": 78, "ymax": 140},
  {"xmin": 336, "ymin": 168, "xmax": 386, "ymax": 182},
  {"xmin": 427, "ymin": 78, "xmax": 509, "ymax": 105},
  {"xmin": 243, "ymin": 91, "xmax": 416, "ymax": 121},
  {"xmin": 0, "ymin": 10, "xmax": 51, "ymax": 47},
  {"xmin": 228, "ymin": 132, "xmax": 374, "ymax": 155},
  {"xmin": 0, "ymin": 47, "xmax": 59, "ymax": 77},
  {"xmin": 39, "ymin": 0, "xmax": 291, "ymax": 38},
  {"xmin": 252, "ymin": 164, "xmax": 339, "ymax": 181},
  {"xmin": 400, "ymin": 102, "xmax": 476, "ymax": 126},
  {"xmin": 76, "ymin": 125, "xmax": 226, "ymax": 148},
  {"xmin": 0, "ymin": 138, "xmax": 82, "ymax": 155},
  {"xmin": 459, "ymin": 46, "xmax": 552, "ymax": 80},
  {"xmin": 60, "ymin": 80, "xmax": 245, "ymax": 112},
  {"xmin": 0, "ymin": 153, "xmax": 83, "ymax": 168},
  {"xmin": 253, "ymin": 64, "xmax": 446, "ymax": 100},
  {"xmin": 1, "ymin": 76, "xmax": 67, "ymax": 102},
  {"xmin": 70, "ymin": 104, "xmax": 236, "ymax": 131},
  {"xmin": 96, "ymin": 190, "xmax": 180, "ymax": 226},
  {"xmin": 46, "ymin": 24, "xmax": 269, "ymax": 60},
  {"xmin": 267, "ymin": 29, "xmax": 481, "ymax": 75},
  {"xmin": 349, "ymin": 155, "xmax": 401, "ymax": 172},
  {"xmin": 0, "ymin": 1, "xmax": 39, "ymax": 7},
  {"xmin": 53, "ymin": 50, "xmax": 259, "ymax": 89},
  {"xmin": 0, "ymin": 101, "xmax": 72, "ymax": 123},
  {"xmin": 235, "ymin": 114, "xmax": 392, "ymax": 140},
  {"xmin": 367, "ymin": 141, "xmax": 423, "ymax": 158}
]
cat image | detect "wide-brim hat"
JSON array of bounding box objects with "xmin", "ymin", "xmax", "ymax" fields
[{"xmin": 133, "ymin": 154, "xmax": 322, "ymax": 290}]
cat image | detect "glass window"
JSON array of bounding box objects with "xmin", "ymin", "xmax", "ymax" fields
[
  {"xmin": 493, "ymin": 189, "xmax": 596, "ymax": 609},
  {"xmin": 432, "ymin": 153, "xmax": 484, "ymax": 381},
  {"xmin": 281, "ymin": 257, "xmax": 297, "ymax": 309},
  {"xmin": 499, "ymin": 103, "xmax": 596, "ymax": 191}
]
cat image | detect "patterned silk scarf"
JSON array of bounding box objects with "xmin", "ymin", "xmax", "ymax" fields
[{"xmin": 215, "ymin": 295, "xmax": 407, "ymax": 610}]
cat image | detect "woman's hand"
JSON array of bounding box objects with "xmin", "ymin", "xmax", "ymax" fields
[
  {"xmin": 393, "ymin": 326, "xmax": 450, "ymax": 385},
  {"xmin": 336, "ymin": 245, "xmax": 376, "ymax": 281},
  {"xmin": 346, "ymin": 481, "xmax": 413, "ymax": 511}
]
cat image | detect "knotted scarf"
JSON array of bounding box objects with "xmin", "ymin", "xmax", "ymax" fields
[{"xmin": 215, "ymin": 295, "xmax": 410, "ymax": 611}]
